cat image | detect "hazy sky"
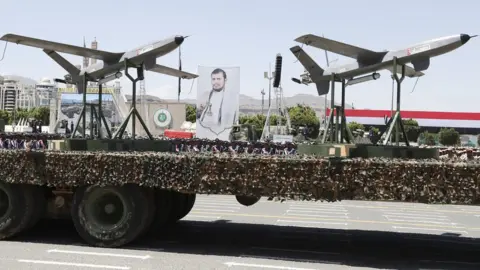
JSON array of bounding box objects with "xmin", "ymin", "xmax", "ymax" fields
[{"xmin": 0, "ymin": 0, "xmax": 478, "ymax": 111}]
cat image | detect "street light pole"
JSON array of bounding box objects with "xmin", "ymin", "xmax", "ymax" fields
[
  {"xmin": 264, "ymin": 63, "xmax": 275, "ymax": 110},
  {"xmin": 261, "ymin": 88, "xmax": 265, "ymax": 115}
]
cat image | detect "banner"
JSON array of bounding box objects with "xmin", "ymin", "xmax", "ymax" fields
[
  {"xmin": 59, "ymin": 93, "xmax": 118, "ymax": 132},
  {"xmin": 196, "ymin": 66, "xmax": 240, "ymax": 141}
]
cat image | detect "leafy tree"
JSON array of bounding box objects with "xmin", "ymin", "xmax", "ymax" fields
[
  {"xmin": 402, "ymin": 118, "xmax": 420, "ymax": 142},
  {"xmin": 287, "ymin": 104, "xmax": 320, "ymax": 138},
  {"xmin": 347, "ymin": 121, "xmax": 364, "ymax": 133},
  {"xmin": 239, "ymin": 114, "xmax": 267, "ymax": 137},
  {"xmin": 477, "ymin": 134, "xmax": 480, "ymax": 146},
  {"xmin": 438, "ymin": 127, "xmax": 460, "ymax": 146},
  {"xmin": 0, "ymin": 110, "xmax": 10, "ymax": 125},
  {"xmin": 185, "ymin": 104, "xmax": 196, "ymax": 122},
  {"xmin": 421, "ymin": 131, "xmax": 437, "ymax": 146},
  {"xmin": 1, "ymin": 107, "xmax": 51, "ymax": 125}
]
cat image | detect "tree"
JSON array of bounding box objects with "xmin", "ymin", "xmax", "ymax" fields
[
  {"xmin": 287, "ymin": 104, "xmax": 320, "ymax": 138},
  {"xmin": 477, "ymin": 134, "xmax": 480, "ymax": 146},
  {"xmin": 438, "ymin": 127, "xmax": 460, "ymax": 146},
  {"xmin": 421, "ymin": 131, "xmax": 437, "ymax": 146},
  {"xmin": 402, "ymin": 118, "xmax": 420, "ymax": 142},
  {"xmin": 239, "ymin": 114, "xmax": 267, "ymax": 137},
  {"xmin": 347, "ymin": 121, "xmax": 364, "ymax": 133},
  {"xmin": 185, "ymin": 104, "xmax": 196, "ymax": 122},
  {"xmin": 0, "ymin": 107, "xmax": 51, "ymax": 125},
  {"xmin": 29, "ymin": 107, "xmax": 50, "ymax": 125}
]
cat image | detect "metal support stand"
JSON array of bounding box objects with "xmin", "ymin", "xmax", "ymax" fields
[
  {"xmin": 112, "ymin": 60, "xmax": 153, "ymax": 140},
  {"xmin": 378, "ymin": 57, "xmax": 410, "ymax": 146},
  {"xmin": 70, "ymin": 75, "xmax": 112, "ymax": 139},
  {"xmin": 321, "ymin": 74, "xmax": 354, "ymax": 144}
]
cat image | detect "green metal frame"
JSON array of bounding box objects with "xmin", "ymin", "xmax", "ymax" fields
[
  {"xmin": 321, "ymin": 74, "xmax": 354, "ymax": 144},
  {"xmin": 71, "ymin": 75, "xmax": 112, "ymax": 139},
  {"xmin": 112, "ymin": 60, "xmax": 153, "ymax": 140},
  {"xmin": 377, "ymin": 57, "xmax": 409, "ymax": 146}
]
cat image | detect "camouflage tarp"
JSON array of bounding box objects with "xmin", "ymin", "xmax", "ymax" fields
[{"xmin": 2, "ymin": 150, "xmax": 479, "ymax": 204}]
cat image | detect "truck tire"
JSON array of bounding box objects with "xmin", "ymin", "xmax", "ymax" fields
[
  {"xmin": 176, "ymin": 193, "xmax": 196, "ymax": 221},
  {"xmin": 138, "ymin": 188, "xmax": 156, "ymax": 238},
  {"xmin": 71, "ymin": 184, "xmax": 150, "ymax": 248},
  {"xmin": 167, "ymin": 192, "xmax": 196, "ymax": 224},
  {"xmin": 147, "ymin": 189, "xmax": 173, "ymax": 236},
  {"xmin": 0, "ymin": 183, "xmax": 36, "ymax": 239},
  {"xmin": 24, "ymin": 185, "xmax": 46, "ymax": 231}
]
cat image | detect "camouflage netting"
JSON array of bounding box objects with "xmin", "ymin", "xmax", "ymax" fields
[{"xmin": 2, "ymin": 150, "xmax": 480, "ymax": 204}]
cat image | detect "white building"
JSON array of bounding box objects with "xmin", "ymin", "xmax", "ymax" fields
[
  {"xmin": 0, "ymin": 75, "xmax": 53, "ymax": 112},
  {"xmin": 36, "ymin": 78, "xmax": 56, "ymax": 107}
]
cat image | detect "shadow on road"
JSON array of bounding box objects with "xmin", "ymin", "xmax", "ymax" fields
[{"xmin": 10, "ymin": 218, "xmax": 480, "ymax": 270}]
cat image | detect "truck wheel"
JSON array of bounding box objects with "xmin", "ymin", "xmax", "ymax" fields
[
  {"xmin": 138, "ymin": 188, "xmax": 156, "ymax": 238},
  {"xmin": 24, "ymin": 185, "xmax": 46, "ymax": 231},
  {"xmin": 167, "ymin": 192, "xmax": 196, "ymax": 224},
  {"xmin": 71, "ymin": 184, "xmax": 150, "ymax": 248},
  {"xmin": 147, "ymin": 189, "xmax": 173, "ymax": 235},
  {"xmin": 153, "ymin": 190, "xmax": 173, "ymax": 226},
  {"xmin": 166, "ymin": 191, "xmax": 185, "ymax": 224},
  {"xmin": 176, "ymin": 193, "xmax": 196, "ymax": 220},
  {"xmin": 0, "ymin": 183, "xmax": 35, "ymax": 239},
  {"xmin": 236, "ymin": 195, "xmax": 261, "ymax": 206}
]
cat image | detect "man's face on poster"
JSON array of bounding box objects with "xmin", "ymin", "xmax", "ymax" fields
[{"xmin": 211, "ymin": 72, "xmax": 226, "ymax": 91}]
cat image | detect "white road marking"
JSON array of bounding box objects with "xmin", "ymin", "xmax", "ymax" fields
[
  {"xmin": 47, "ymin": 249, "xmax": 151, "ymax": 259},
  {"xmin": 288, "ymin": 207, "xmax": 347, "ymax": 213},
  {"xmin": 224, "ymin": 261, "xmax": 316, "ymax": 270},
  {"xmin": 17, "ymin": 259, "xmax": 129, "ymax": 269},
  {"xmin": 287, "ymin": 210, "xmax": 348, "ymax": 215},
  {"xmin": 383, "ymin": 215, "xmax": 448, "ymax": 221},
  {"xmin": 286, "ymin": 213, "xmax": 350, "ymax": 219},
  {"xmin": 277, "ymin": 219, "xmax": 347, "ymax": 226},
  {"xmin": 194, "ymin": 208, "xmax": 235, "ymax": 212},
  {"xmin": 186, "ymin": 214, "xmax": 221, "ymax": 219},
  {"xmin": 382, "ymin": 212, "xmax": 448, "ymax": 218},
  {"xmin": 392, "ymin": 226, "xmax": 468, "ymax": 234},
  {"xmin": 193, "ymin": 204, "xmax": 240, "ymax": 209},
  {"xmin": 194, "ymin": 201, "xmax": 239, "ymax": 206},
  {"xmin": 384, "ymin": 217, "xmax": 457, "ymax": 225}
]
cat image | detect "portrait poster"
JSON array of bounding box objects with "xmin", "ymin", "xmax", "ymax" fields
[{"xmin": 196, "ymin": 66, "xmax": 240, "ymax": 141}]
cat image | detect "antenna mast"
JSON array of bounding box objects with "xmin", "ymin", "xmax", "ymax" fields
[{"xmin": 261, "ymin": 54, "xmax": 292, "ymax": 141}]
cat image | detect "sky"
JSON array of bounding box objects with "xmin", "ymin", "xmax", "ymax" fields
[{"xmin": 0, "ymin": 0, "xmax": 478, "ymax": 112}]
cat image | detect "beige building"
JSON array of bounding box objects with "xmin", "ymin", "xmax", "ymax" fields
[{"xmin": 124, "ymin": 95, "xmax": 186, "ymax": 136}]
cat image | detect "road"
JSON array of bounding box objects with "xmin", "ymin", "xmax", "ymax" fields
[{"xmin": 2, "ymin": 195, "xmax": 480, "ymax": 270}]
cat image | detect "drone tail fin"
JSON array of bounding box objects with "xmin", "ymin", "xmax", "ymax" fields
[
  {"xmin": 315, "ymin": 80, "xmax": 330, "ymax": 96},
  {"xmin": 290, "ymin": 45, "xmax": 330, "ymax": 95}
]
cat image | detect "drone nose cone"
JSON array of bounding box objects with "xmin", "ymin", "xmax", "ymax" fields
[
  {"xmin": 460, "ymin": 34, "xmax": 471, "ymax": 44},
  {"xmin": 174, "ymin": 36, "xmax": 184, "ymax": 45}
]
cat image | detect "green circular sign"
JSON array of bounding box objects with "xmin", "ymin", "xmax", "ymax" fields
[
  {"xmin": 158, "ymin": 113, "xmax": 167, "ymax": 122},
  {"xmin": 153, "ymin": 109, "xmax": 172, "ymax": 128}
]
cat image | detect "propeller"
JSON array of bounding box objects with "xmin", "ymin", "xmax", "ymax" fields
[{"xmin": 177, "ymin": 43, "xmax": 182, "ymax": 102}]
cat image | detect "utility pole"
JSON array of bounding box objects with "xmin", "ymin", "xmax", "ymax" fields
[{"xmin": 261, "ymin": 88, "xmax": 265, "ymax": 115}]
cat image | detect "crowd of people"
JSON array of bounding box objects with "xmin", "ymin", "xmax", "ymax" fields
[{"xmin": 172, "ymin": 140, "xmax": 297, "ymax": 155}]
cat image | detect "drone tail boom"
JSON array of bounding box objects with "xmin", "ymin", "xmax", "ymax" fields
[{"xmin": 290, "ymin": 45, "xmax": 330, "ymax": 95}]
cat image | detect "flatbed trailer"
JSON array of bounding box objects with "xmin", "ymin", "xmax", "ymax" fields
[{"xmin": 0, "ymin": 136, "xmax": 478, "ymax": 248}]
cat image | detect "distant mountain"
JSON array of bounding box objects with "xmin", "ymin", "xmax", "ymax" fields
[{"xmin": 125, "ymin": 93, "xmax": 353, "ymax": 116}]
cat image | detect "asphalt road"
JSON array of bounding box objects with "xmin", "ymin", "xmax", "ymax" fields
[{"xmin": 2, "ymin": 195, "xmax": 480, "ymax": 270}]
